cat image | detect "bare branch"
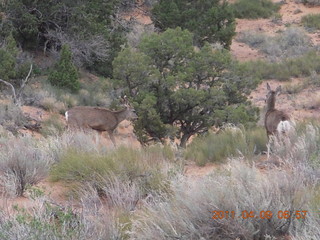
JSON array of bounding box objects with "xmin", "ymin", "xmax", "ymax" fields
[
  {"xmin": 0, "ymin": 64, "xmax": 33, "ymax": 105},
  {"xmin": 17, "ymin": 64, "xmax": 33, "ymax": 100},
  {"xmin": 0, "ymin": 79, "xmax": 17, "ymax": 103}
]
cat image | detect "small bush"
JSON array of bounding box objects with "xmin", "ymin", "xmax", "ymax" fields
[
  {"xmin": 282, "ymin": 82, "xmax": 307, "ymax": 94},
  {"xmin": 0, "ymin": 101, "xmax": 27, "ymax": 134},
  {"xmin": 39, "ymin": 97, "xmax": 66, "ymax": 113},
  {"xmin": 0, "ymin": 137, "xmax": 53, "ymax": 196},
  {"xmin": 48, "ymin": 45, "xmax": 80, "ymax": 92},
  {"xmin": 185, "ymin": 126, "xmax": 267, "ymax": 165},
  {"xmin": 232, "ymin": 0, "xmax": 280, "ymax": 19},
  {"xmin": 296, "ymin": 0, "xmax": 320, "ymax": 6},
  {"xmin": 302, "ymin": 14, "xmax": 320, "ymax": 31}
]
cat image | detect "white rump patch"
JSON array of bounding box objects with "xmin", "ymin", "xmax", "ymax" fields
[
  {"xmin": 277, "ymin": 120, "xmax": 294, "ymax": 135},
  {"xmin": 65, "ymin": 111, "xmax": 69, "ymax": 122}
]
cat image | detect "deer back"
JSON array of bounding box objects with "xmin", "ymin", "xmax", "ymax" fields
[{"xmin": 66, "ymin": 106, "xmax": 122, "ymax": 132}]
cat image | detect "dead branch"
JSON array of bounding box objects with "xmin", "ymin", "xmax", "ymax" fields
[
  {"xmin": 17, "ymin": 64, "xmax": 33, "ymax": 100},
  {"xmin": 0, "ymin": 79, "xmax": 17, "ymax": 103},
  {"xmin": 0, "ymin": 64, "xmax": 33, "ymax": 105}
]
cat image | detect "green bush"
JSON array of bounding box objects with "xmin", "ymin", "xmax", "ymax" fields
[
  {"xmin": 232, "ymin": 0, "xmax": 280, "ymax": 19},
  {"xmin": 302, "ymin": 14, "xmax": 320, "ymax": 30},
  {"xmin": 185, "ymin": 126, "xmax": 267, "ymax": 166},
  {"xmin": 48, "ymin": 45, "xmax": 80, "ymax": 92},
  {"xmin": 151, "ymin": 0, "xmax": 236, "ymax": 48},
  {"xmin": 0, "ymin": 33, "xmax": 31, "ymax": 83}
]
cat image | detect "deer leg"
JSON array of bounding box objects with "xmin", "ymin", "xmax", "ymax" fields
[
  {"xmin": 107, "ymin": 130, "xmax": 116, "ymax": 146},
  {"xmin": 266, "ymin": 141, "xmax": 271, "ymax": 159}
]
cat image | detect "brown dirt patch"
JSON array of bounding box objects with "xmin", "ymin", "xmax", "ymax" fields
[{"xmin": 184, "ymin": 163, "xmax": 218, "ymax": 178}]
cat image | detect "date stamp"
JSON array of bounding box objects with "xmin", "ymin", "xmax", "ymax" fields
[{"xmin": 211, "ymin": 210, "xmax": 308, "ymax": 220}]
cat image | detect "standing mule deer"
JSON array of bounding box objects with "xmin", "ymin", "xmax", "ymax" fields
[
  {"xmin": 265, "ymin": 83, "xmax": 293, "ymax": 157},
  {"xmin": 65, "ymin": 97, "xmax": 138, "ymax": 146}
]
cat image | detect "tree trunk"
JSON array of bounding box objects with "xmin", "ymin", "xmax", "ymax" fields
[{"xmin": 180, "ymin": 133, "xmax": 191, "ymax": 148}]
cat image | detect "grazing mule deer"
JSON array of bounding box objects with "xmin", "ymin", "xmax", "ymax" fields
[
  {"xmin": 265, "ymin": 83, "xmax": 292, "ymax": 157},
  {"xmin": 65, "ymin": 98, "xmax": 137, "ymax": 146}
]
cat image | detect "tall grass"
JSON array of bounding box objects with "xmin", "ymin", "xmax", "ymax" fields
[
  {"xmin": 185, "ymin": 126, "xmax": 267, "ymax": 166},
  {"xmin": 50, "ymin": 145, "xmax": 178, "ymax": 201},
  {"xmin": 0, "ymin": 197, "xmax": 123, "ymax": 240}
]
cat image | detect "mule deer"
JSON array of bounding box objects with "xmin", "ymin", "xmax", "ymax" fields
[
  {"xmin": 265, "ymin": 83, "xmax": 293, "ymax": 157},
  {"xmin": 65, "ymin": 98, "xmax": 137, "ymax": 146}
]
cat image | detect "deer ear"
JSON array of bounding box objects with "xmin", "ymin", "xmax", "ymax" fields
[
  {"xmin": 267, "ymin": 82, "xmax": 271, "ymax": 91},
  {"xmin": 275, "ymin": 86, "xmax": 282, "ymax": 94}
]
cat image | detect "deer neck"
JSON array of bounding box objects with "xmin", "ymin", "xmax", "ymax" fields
[
  {"xmin": 266, "ymin": 94, "xmax": 276, "ymax": 112},
  {"xmin": 114, "ymin": 108, "xmax": 128, "ymax": 123}
]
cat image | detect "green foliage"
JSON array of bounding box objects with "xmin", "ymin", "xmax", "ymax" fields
[
  {"xmin": 48, "ymin": 45, "xmax": 80, "ymax": 92},
  {"xmin": 0, "ymin": 33, "xmax": 21, "ymax": 81},
  {"xmin": 302, "ymin": 14, "xmax": 320, "ymax": 31},
  {"xmin": 185, "ymin": 126, "xmax": 267, "ymax": 165},
  {"xmin": 113, "ymin": 28, "xmax": 259, "ymax": 147},
  {"xmin": 0, "ymin": 0, "xmax": 125, "ymax": 76},
  {"xmin": 151, "ymin": 0, "xmax": 236, "ymax": 48},
  {"xmin": 231, "ymin": 0, "xmax": 280, "ymax": 19}
]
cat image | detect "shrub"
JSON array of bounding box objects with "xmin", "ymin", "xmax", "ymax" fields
[
  {"xmin": 0, "ymin": 137, "xmax": 53, "ymax": 196},
  {"xmin": 48, "ymin": 45, "xmax": 80, "ymax": 92},
  {"xmin": 0, "ymin": 101, "xmax": 27, "ymax": 134},
  {"xmin": 232, "ymin": 0, "xmax": 280, "ymax": 19},
  {"xmin": 282, "ymin": 82, "xmax": 307, "ymax": 94},
  {"xmin": 0, "ymin": 198, "xmax": 123, "ymax": 239},
  {"xmin": 39, "ymin": 97, "xmax": 66, "ymax": 113},
  {"xmin": 237, "ymin": 28, "xmax": 313, "ymax": 60},
  {"xmin": 302, "ymin": 14, "xmax": 320, "ymax": 31},
  {"xmin": 185, "ymin": 126, "xmax": 267, "ymax": 166},
  {"xmin": 296, "ymin": 0, "xmax": 320, "ymax": 5},
  {"xmin": 40, "ymin": 113, "xmax": 65, "ymax": 137},
  {"xmin": 240, "ymin": 51, "xmax": 320, "ymax": 81}
]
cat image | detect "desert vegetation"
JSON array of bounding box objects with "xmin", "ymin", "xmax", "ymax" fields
[{"xmin": 0, "ymin": 0, "xmax": 320, "ymax": 239}]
